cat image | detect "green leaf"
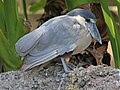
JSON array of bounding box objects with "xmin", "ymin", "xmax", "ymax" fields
[
  {"xmin": 0, "ymin": 29, "xmax": 23, "ymax": 71},
  {"xmin": 65, "ymin": 0, "xmax": 99, "ymax": 10},
  {"xmin": 0, "ymin": 0, "xmax": 25, "ymax": 71},
  {"xmin": 0, "ymin": 0, "xmax": 6, "ymax": 35},
  {"xmin": 4, "ymin": 0, "xmax": 19, "ymax": 45},
  {"xmin": 29, "ymin": 0, "xmax": 46, "ymax": 13},
  {"xmin": 100, "ymin": 0, "xmax": 120, "ymax": 68},
  {"xmin": 22, "ymin": 0, "xmax": 28, "ymax": 20},
  {"xmin": 116, "ymin": 0, "xmax": 120, "ymax": 25},
  {"xmin": 15, "ymin": 18, "xmax": 26, "ymax": 42}
]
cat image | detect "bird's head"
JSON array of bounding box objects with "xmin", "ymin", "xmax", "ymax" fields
[{"xmin": 66, "ymin": 8, "xmax": 102, "ymax": 44}]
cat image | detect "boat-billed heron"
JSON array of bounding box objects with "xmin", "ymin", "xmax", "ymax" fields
[{"xmin": 16, "ymin": 9, "xmax": 102, "ymax": 72}]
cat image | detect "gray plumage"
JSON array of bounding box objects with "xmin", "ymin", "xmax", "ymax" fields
[
  {"xmin": 16, "ymin": 9, "xmax": 102, "ymax": 70},
  {"xmin": 66, "ymin": 8, "xmax": 96, "ymax": 19}
]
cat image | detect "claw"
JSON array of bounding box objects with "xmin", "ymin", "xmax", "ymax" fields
[{"xmin": 66, "ymin": 62, "xmax": 76, "ymax": 70}]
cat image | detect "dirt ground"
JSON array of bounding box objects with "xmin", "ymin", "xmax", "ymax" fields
[{"xmin": 0, "ymin": 63, "xmax": 120, "ymax": 90}]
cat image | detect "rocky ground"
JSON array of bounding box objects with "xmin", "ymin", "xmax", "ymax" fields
[{"xmin": 0, "ymin": 63, "xmax": 120, "ymax": 90}]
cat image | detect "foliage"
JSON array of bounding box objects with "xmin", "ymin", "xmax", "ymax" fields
[
  {"xmin": 29, "ymin": 0, "xmax": 47, "ymax": 13},
  {"xmin": 22, "ymin": 0, "xmax": 28, "ymax": 20},
  {"xmin": 65, "ymin": 0, "xmax": 98, "ymax": 10},
  {"xmin": 100, "ymin": 0, "xmax": 120, "ymax": 68},
  {"xmin": 65, "ymin": 0, "xmax": 120, "ymax": 68},
  {"xmin": 0, "ymin": 0, "xmax": 26, "ymax": 71}
]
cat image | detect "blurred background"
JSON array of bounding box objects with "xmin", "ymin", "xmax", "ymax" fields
[{"xmin": 17, "ymin": 0, "xmax": 117, "ymax": 29}]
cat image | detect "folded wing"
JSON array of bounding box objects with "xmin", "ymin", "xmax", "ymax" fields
[{"xmin": 16, "ymin": 16, "xmax": 84, "ymax": 70}]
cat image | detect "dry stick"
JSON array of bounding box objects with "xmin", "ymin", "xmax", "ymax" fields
[
  {"xmin": 57, "ymin": 78, "xmax": 64, "ymax": 90},
  {"xmin": 57, "ymin": 73, "xmax": 66, "ymax": 90}
]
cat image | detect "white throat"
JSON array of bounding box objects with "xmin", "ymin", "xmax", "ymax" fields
[{"xmin": 74, "ymin": 15, "xmax": 86, "ymax": 27}]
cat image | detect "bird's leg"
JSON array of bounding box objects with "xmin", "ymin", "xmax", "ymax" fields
[{"xmin": 61, "ymin": 57, "xmax": 71, "ymax": 73}]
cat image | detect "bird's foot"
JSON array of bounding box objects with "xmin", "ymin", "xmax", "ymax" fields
[
  {"xmin": 61, "ymin": 57, "xmax": 71, "ymax": 73},
  {"xmin": 66, "ymin": 61, "xmax": 76, "ymax": 70}
]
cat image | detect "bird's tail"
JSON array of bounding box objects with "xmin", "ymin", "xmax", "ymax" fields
[{"xmin": 21, "ymin": 49, "xmax": 60, "ymax": 71}]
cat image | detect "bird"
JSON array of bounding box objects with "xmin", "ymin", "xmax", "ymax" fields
[{"xmin": 16, "ymin": 8, "xmax": 102, "ymax": 72}]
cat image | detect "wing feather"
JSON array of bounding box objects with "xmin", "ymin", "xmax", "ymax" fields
[
  {"xmin": 16, "ymin": 16, "xmax": 85, "ymax": 70},
  {"xmin": 16, "ymin": 26, "xmax": 46, "ymax": 56},
  {"xmin": 21, "ymin": 49, "xmax": 59, "ymax": 71}
]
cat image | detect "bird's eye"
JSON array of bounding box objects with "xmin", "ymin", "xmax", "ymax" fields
[{"xmin": 86, "ymin": 19, "xmax": 90, "ymax": 22}]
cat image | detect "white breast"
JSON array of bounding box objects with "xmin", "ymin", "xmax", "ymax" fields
[{"xmin": 73, "ymin": 28, "xmax": 92, "ymax": 55}]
